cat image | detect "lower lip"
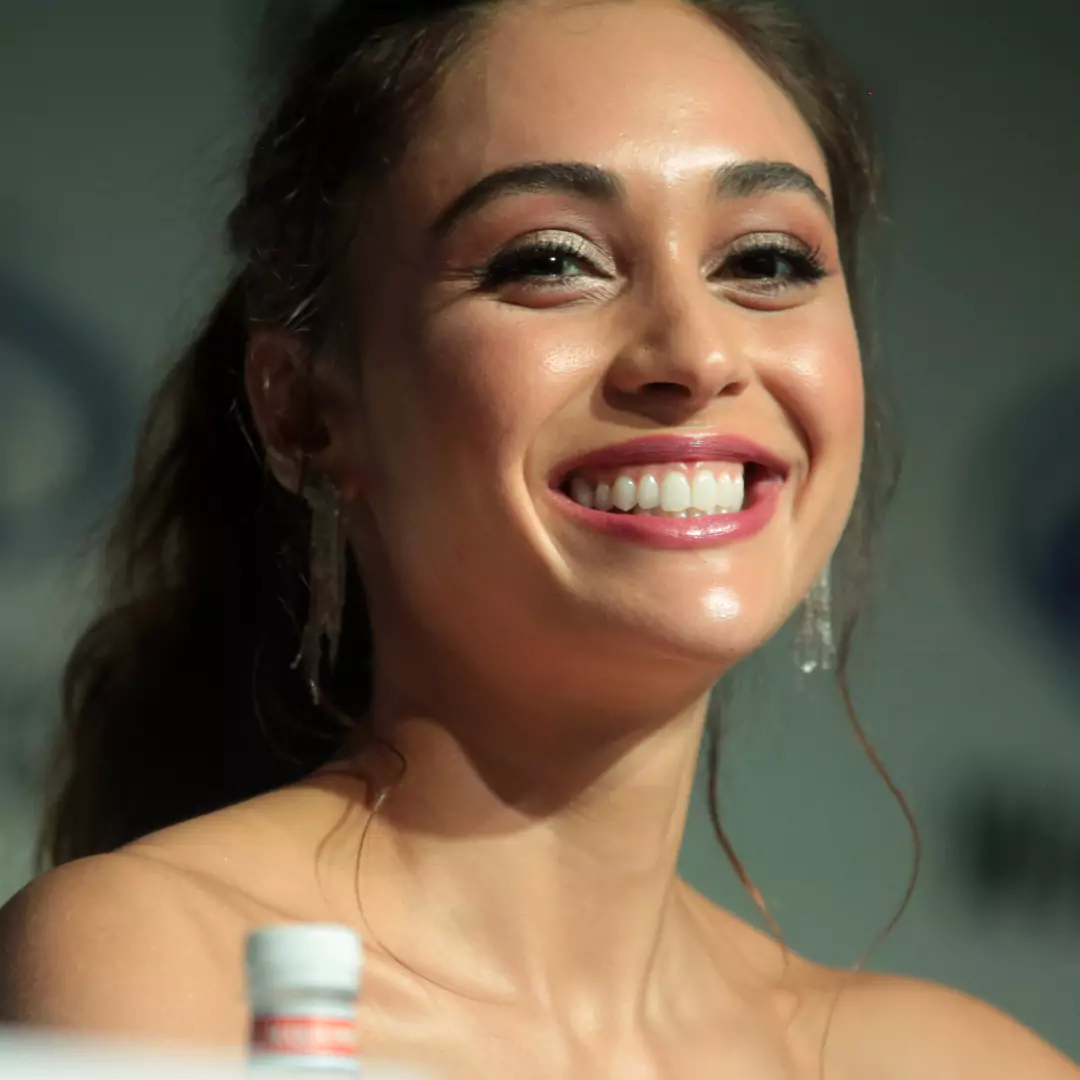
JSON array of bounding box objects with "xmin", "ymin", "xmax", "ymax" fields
[{"xmin": 550, "ymin": 479, "xmax": 782, "ymax": 550}]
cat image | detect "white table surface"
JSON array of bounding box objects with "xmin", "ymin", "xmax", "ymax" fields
[{"xmin": 0, "ymin": 1029, "xmax": 437, "ymax": 1078}]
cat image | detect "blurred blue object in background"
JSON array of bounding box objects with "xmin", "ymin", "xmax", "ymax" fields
[
  {"xmin": 0, "ymin": 264, "xmax": 135, "ymax": 562},
  {"xmin": 957, "ymin": 365, "xmax": 1080, "ymax": 677}
]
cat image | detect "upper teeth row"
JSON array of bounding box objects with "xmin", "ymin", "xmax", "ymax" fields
[{"xmin": 569, "ymin": 465, "xmax": 745, "ymax": 515}]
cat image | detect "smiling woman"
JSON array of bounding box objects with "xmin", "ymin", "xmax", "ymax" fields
[{"xmin": 0, "ymin": 1, "xmax": 1076, "ymax": 1078}]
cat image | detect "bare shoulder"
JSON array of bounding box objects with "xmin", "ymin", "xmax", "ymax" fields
[
  {"xmin": 0, "ymin": 849, "xmax": 247, "ymax": 1043},
  {"xmin": 0, "ymin": 778, "xmax": 367, "ymax": 1043},
  {"xmin": 678, "ymin": 890, "xmax": 1078, "ymax": 1079},
  {"xmin": 820, "ymin": 971, "xmax": 1080, "ymax": 1080},
  {"xmin": 674, "ymin": 884, "xmax": 834, "ymax": 1025}
]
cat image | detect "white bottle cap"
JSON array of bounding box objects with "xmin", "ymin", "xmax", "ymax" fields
[{"xmin": 245, "ymin": 924, "xmax": 362, "ymax": 1000}]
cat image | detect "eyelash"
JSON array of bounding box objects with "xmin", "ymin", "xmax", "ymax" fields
[{"xmin": 480, "ymin": 235, "xmax": 829, "ymax": 294}]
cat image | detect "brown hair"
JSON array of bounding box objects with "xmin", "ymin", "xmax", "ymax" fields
[{"xmin": 40, "ymin": 0, "xmax": 915, "ymax": 995}]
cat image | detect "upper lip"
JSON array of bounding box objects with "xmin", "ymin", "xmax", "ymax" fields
[{"xmin": 549, "ymin": 432, "xmax": 792, "ymax": 489}]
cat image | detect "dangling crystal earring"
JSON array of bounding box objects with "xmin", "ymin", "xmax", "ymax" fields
[
  {"xmin": 795, "ymin": 558, "xmax": 836, "ymax": 675},
  {"xmin": 294, "ymin": 470, "xmax": 347, "ymax": 704}
]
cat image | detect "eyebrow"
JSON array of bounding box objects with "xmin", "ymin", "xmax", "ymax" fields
[
  {"xmin": 429, "ymin": 158, "xmax": 834, "ymax": 238},
  {"xmin": 713, "ymin": 160, "xmax": 834, "ymax": 224}
]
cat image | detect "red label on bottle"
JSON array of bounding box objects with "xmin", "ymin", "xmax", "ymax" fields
[{"xmin": 251, "ymin": 1015, "xmax": 357, "ymax": 1058}]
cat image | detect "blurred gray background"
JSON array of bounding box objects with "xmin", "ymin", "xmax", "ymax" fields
[{"xmin": 2, "ymin": 0, "xmax": 1078, "ymax": 1058}]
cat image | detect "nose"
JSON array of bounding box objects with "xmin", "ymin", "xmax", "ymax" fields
[{"xmin": 603, "ymin": 275, "xmax": 750, "ymax": 425}]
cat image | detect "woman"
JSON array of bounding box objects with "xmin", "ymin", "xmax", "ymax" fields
[{"xmin": 0, "ymin": 0, "xmax": 1076, "ymax": 1076}]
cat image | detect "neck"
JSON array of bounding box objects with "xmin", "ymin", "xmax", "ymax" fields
[{"xmin": 331, "ymin": 656, "xmax": 722, "ymax": 1035}]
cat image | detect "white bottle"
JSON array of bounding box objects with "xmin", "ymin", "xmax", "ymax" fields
[{"xmin": 245, "ymin": 924, "xmax": 362, "ymax": 1074}]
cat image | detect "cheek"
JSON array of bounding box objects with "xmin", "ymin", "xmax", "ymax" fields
[
  {"xmin": 384, "ymin": 308, "xmax": 598, "ymax": 469},
  {"xmin": 354, "ymin": 306, "xmax": 600, "ymax": 544},
  {"xmin": 795, "ymin": 322, "xmax": 866, "ymax": 577},
  {"xmin": 352, "ymin": 309, "xmax": 604, "ymax": 629},
  {"xmin": 768, "ymin": 300, "xmax": 865, "ymax": 473},
  {"xmin": 431, "ymin": 310, "xmax": 596, "ymax": 425},
  {"xmin": 756, "ymin": 301, "xmax": 865, "ymax": 579},
  {"xmin": 823, "ymin": 337, "xmax": 865, "ymax": 491},
  {"xmin": 801, "ymin": 341, "xmax": 864, "ymax": 468}
]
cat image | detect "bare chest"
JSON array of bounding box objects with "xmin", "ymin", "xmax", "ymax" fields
[
  {"xmin": 350, "ymin": 974, "xmax": 824, "ymax": 1080},
  {"xmin": 187, "ymin": 938, "xmax": 836, "ymax": 1080}
]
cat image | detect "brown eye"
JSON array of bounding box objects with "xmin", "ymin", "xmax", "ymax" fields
[
  {"xmin": 480, "ymin": 230, "xmax": 612, "ymax": 291},
  {"xmin": 716, "ymin": 237, "xmax": 828, "ymax": 292},
  {"xmin": 483, "ymin": 243, "xmax": 597, "ymax": 286}
]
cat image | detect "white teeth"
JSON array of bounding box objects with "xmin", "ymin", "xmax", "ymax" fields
[
  {"xmin": 659, "ymin": 472, "xmax": 692, "ymax": 513},
  {"xmin": 570, "ymin": 477, "xmax": 593, "ymax": 508},
  {"xmin": 637, "ymin": 473, "xmax": 660, "ymax": 510},
  {"xmin": 691, "ymin": 471, "xmax": 718, "ymax": 514},
  {"xmin": 716, "ymin": 472, "xmax": 745, "ymax": 513},
  {"xmin": 612, "ymin": 475, "xmax": 637, "ymax": 512},
  {"xmin": 564, "ymin": 463, "xmax": 750, "ymax": 516}
]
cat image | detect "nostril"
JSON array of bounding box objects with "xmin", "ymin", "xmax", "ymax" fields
[{"xmin": 642, "ymin": 381, "xmax": 693, "ymax": 398}]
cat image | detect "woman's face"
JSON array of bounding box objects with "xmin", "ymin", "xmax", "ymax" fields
[{"xmin": 334, "ymin": 0, "xmax": 864, "ymax": 703}]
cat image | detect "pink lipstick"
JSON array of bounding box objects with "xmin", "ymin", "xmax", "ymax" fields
[{"xmin": 547, "ymin": 433, "xmax": 788, "ymax": 551}]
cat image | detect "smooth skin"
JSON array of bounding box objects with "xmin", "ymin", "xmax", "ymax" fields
[{"xmin": 2, "ymin": 1, "xmax": 1077, "ymax": 1077}]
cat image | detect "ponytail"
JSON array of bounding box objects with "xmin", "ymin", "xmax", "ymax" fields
[
  {"xmin": 40, "ymin": 278, "xmax": 371, "ymax": 867},
  {"xmin": 38, "ymin": 0, "xmax": 480, "ymax": 867}
]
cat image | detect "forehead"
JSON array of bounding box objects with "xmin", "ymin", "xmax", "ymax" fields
[{"xmin": 412, "ymin": 0, "xmax": 831, "ymax": 203}]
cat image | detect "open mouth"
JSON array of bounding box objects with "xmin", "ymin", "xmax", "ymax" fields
[{"xmin": 556, "ymin": 459, "xmax": 778, "ymax": 518}]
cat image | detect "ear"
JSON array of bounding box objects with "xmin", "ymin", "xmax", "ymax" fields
[{"xmin": 245, "ymin": 329, "xmax": 333, "ymax": 494}]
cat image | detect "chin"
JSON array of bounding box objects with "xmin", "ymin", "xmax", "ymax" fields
[{"xmin": 588, "ymin": 581, "xmax": 795, "ymax": 674}]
